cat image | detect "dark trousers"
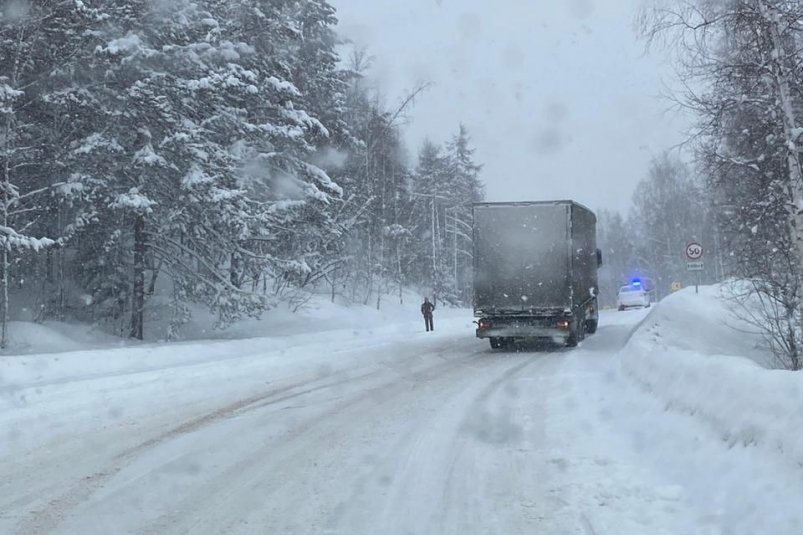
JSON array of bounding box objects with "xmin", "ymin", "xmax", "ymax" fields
[{"xmin": 424, "ymin": 313, "xmax": 434, "ymax": 331}]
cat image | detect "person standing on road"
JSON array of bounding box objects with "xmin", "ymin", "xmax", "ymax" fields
[{"xmin": 421, "ymin": 297, "xmax": 435, "ymax": 332}]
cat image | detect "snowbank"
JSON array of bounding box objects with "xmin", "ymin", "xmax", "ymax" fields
[
  {"xmin": 2, "ymin": 321, "xmax": 124, "ymax": 355},
  {"xmin": 621, "ymin": 285, "xmax": 803, "ymax": 469}
]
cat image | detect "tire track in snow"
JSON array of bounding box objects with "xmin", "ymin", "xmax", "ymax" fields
[
  {"xmin": 17, "ymin": 341, "xmax": 488, "ymax": 534},
  {"xmin": 14, "ymin": 367, "xmax": 387, "ymax": 535},
  {"xmin": 144, "ymin": 347, "xmax": 494, "ymax": 535},
  {"xmin": 443, "ymin": 353, "xmax": 559, "ymax": 534},
  {"xmin": 349, "ymin": 352, "xmax": 556, "ymax": 535},
  {"xmin": 581, "ymin": 513, "xmax": 598, "ymax": 535}
]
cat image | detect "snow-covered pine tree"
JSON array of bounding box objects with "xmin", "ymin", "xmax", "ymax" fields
[
  {"xmin": 0, "ymin": 0, "xmax": 111, "ymax": 346},
  {"xmin": 216, "ymin": 0, "xmax": 343, "ymax": 301},
  {"xmin": 75, "ymin": 0, "xmax": 282, "ymax": 338},
  {"xmin": 409, "ymin": 140, "xmax": 450, "ymax": 302},
  {"xmin": 445, "ymin": 125, "xmax": 484, "ymax": 302},
  {"xmin": 407, "ymin": 128, "xmax": 484, "ymax": 305},
  {"xmin": 0, "ymin": 0, "xmax": 485, "ymax": 339}
]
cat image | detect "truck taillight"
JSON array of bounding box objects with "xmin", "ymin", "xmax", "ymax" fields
[{"xmin": 478, "ymin": 319, "xmax": 493, "ymax": 330}]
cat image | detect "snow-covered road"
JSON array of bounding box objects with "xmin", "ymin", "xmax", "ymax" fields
[
  {"xmin": 0, "ymin": 309, "xmax": 657, "ymax": 534},
  {"xmin": 3, "ymin": 301, "xmax": 803, "ymax": 534}
]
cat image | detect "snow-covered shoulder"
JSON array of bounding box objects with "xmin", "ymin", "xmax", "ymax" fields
[
  {"xmin": 1, "ymin": 290, "xmax": 467, "ymax": 356},
  {"xmin": 0, "ymin": 292, "xmax": 474, "ymax": 454},
  {"xmin": 621, "ymin": 284, "xmax": 803, "ymax": 469},
  {"xmin": 629, "ymin": 284, "xmax": 768, "ymax": 363}
]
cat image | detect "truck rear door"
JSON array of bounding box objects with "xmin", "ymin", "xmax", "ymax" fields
[{"xmin": 473, "ymin": 203, "xmax": 571, "ymax": 314}]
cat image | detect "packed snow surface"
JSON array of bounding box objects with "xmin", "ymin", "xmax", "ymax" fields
[{"xmin": 1, "ymin": 286, "xmax": 802, "ymax": 534}]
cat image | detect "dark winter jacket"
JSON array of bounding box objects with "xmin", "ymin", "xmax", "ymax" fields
[{"xmin": 421, "ymin": 301, "xmax": 435, "ymax": 316}]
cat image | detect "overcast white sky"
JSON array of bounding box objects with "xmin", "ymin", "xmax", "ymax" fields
[{"xmin": 331, "ymin": 0, "xmax": 690, "ymax": 214}]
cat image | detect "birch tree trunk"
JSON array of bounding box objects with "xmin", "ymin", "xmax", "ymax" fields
[{"xmin": 761, "ymin": 0, "xmax": 803, "ymax": 368}]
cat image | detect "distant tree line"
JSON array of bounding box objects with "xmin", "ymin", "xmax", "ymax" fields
[
  {"xmin": 637, "ymin": 0, "xmax": 803, "ymax": 370},
  {"xmin": 596, "ymin": 154, "xmax": 718, "ymax": 309},
  {"xmin": 0, "ymin": 0, "xmax": 483, "ymax": 345}
]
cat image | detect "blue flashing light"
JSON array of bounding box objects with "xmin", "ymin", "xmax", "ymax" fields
[{"xmin": 630, "ymin": 278, "xmax": 642, "ymax": 288}]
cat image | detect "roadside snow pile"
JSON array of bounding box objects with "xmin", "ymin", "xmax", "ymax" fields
[
  {"xmin": 621, "ymin": 285, "xmax": 803, "ymax": 469},
  {"xmin": 2, "ymin": 321, "xmax": 124, "ymax": 355}
]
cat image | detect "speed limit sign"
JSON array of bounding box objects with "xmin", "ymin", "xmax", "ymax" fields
[{"xmin": 685, "ymin": 242, "xmax": 703, "ymax": 260}]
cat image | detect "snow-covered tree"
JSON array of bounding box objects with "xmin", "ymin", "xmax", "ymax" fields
[
  {"xmin": 445, "ymin": 125, "xmax": 483, "ymax": 302},
  {"xmin": 629, "ymin": 154, "xmax": 707, "ymax": 299},
  {"xmin": 57, "ymin": 0, "xmax": 347, "ymax": 339},
  {"xmin": 0, "ymin": 0, "xmax": 110, "ymax": 346},
  {"xmin": 410, "ymin": 128, "xmax": 484, "ymax": 305},
  {"xmin": 641, "ymin": 0, "xmax": 803, "ymax": 368},
  {"xmin": 330, "ymin": 51, "xmax": 432, "ymax": 307},
  {"xmin": 0, "ymin": 1, "xmax": 484, "ymax": 342}
]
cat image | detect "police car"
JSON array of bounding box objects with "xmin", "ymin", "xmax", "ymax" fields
[{"xmin": 617, "ymin": 280, "xmax": 650, "ymax": 311}]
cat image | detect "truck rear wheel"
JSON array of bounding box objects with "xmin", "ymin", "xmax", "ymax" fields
[
  {"xmin": 490, "ymin": 337, "xmax": 504, "ymax": 349},
  {"xmin": 566, "ymin": 333, "xmax": 578, "ymax": 347},
  {"xmin": 566, "ymin": 317, "xmax": 583, "ymax": 347}
]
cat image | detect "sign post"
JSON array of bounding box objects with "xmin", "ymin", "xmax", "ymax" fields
[{"xmin": 685, "ymin": 242, "xmax": 704, "ymax": 294}]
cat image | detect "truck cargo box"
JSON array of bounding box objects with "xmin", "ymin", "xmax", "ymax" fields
[{"xmin": 472, "ymin": 200, "xmax": 600, "ymax": 347}]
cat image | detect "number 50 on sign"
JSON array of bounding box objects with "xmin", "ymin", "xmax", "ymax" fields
[{"xmin": 686, "ymin": 242, "xmax": 703, "ymax": 260}]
